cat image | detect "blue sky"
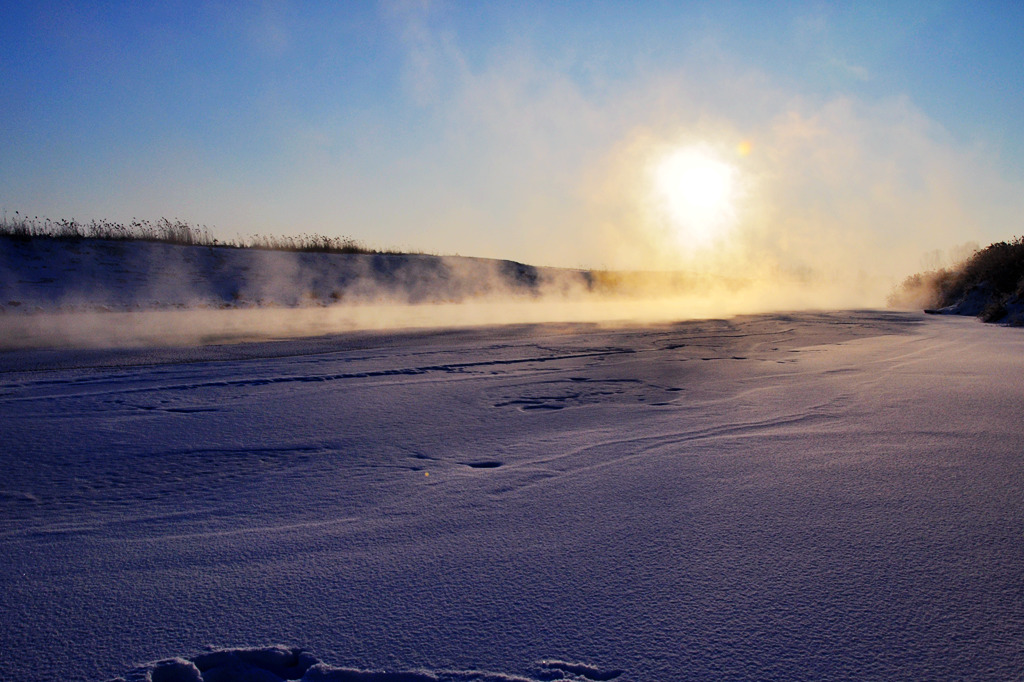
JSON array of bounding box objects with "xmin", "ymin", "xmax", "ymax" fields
[{"xmin": 2, "ymin": 1, "xmax": 1023, "ymax": 279}]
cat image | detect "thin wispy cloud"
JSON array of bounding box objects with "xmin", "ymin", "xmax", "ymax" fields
[{"xmin": 366, "ymin": 6, "xmax": 1023, "ymax": 308}]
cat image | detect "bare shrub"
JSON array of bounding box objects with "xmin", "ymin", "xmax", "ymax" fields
[{"xmin": 0, "ymin": 211, "xmax": 398, "ymax": 255}]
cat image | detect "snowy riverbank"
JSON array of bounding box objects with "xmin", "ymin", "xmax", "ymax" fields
[{"xmin": 0, "ymin": 236, "xmax": 588, "ymax": 313}]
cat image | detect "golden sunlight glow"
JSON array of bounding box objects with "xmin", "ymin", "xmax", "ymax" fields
[{"xmin": 652, "ymin": 146, "xmax": 739, "ymax": 250}]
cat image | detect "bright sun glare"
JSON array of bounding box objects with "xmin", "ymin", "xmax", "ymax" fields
[{"xmin": 653, "ymin": 146, "xmax": 739, "ymax": 250}]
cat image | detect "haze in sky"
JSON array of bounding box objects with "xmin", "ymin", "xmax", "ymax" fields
[{"xmin": 3, "ymin": 1, "xmax": 1024, "ymax": 296}]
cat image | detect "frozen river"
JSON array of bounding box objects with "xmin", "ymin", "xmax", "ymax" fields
[{"xmin": 1, "ymin": 311, "xmax": 1022, "ymax": 680}]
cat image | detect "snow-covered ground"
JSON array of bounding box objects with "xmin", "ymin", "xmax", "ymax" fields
[{"xmin": 2, "ymin": 308, "xmax": 1023, "ymax": 681}]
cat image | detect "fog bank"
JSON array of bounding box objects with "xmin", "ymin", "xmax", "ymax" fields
[{"xmin": 0, "ymin": 237, "xmax": 877, "ymax": 349}]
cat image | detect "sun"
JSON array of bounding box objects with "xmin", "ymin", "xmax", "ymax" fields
[{"xmin": 652, "ymin": 146, "xmax": 739, "ymax": 250}]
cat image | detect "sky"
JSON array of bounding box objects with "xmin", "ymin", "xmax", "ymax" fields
[{"xmin": 3, "ymin": 1, "xmax": 1024, "ymax": 287}]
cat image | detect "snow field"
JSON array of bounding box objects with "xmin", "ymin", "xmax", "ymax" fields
[{"xmin": 1, "ymin": 311, "xmax": 1022, "ymax": 680}]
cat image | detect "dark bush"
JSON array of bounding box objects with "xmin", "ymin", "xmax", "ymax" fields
[
  {"xmin": 890, "ymin": 237, "xmax": 1024, "ymax": 311},
  {"xmin": 945, "ymin": 237, "xmax": 1024, "ymax": 303}
]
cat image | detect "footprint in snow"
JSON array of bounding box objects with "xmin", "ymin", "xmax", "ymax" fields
[
  {"xmin": 462, "ymin": 460, "xmax": 503, "ymax": 469},
  {"xmin": 110, "ymin": 646, "xmax": 623, "ymax": 682}
]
